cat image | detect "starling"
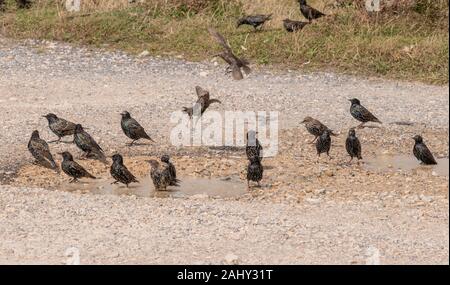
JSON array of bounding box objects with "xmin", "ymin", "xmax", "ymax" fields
[
  {"xmin": 182, "ymin": 86, "xmax": 222, "ymax": 119},
  {"xmin": 301, "ymin": 116, "xmax": 337, "ymax": 143},
  {"xmin": 16, "ymin": 0, "xmax": 31, "ymax": 9},
  {"xmin": 59, "ymin": 151, "xmax": 96, "ymax": 183},
  {"xmin": 283, "ymin": 19, "xmax": 309, "ymax": 32},
  {"xmin": 161, "ymin": 154, "xmax": 180, "ymax": 186},
  {"xmin": 413, "ymin": 135, "xmax": 437, "ymax": 165},
  {"xmin": 237, "ymin": 14, "xmax": 272, "ymax": 30},
  {"xmin": 73, "ymin": 124, "xmax": 106, "ymax": 162},
  {"xmin": 121, "ymin": 111, "xmax": 155, "ymax": 146},
  {"xmin": 349, "ymin": 98, "xmax": 382, "ymax": 128},
  {"xmin": 43, "ymin": 113, "xmax": 77, "ymax": 143},
  {"xmin": 247, "ymin": 155, "xmax": 263, "ymax": 187},
  {"xmin": 345, "ymin": 128, "xmax": 362, "ymax": 162},
  {"xmin": 110, "ymin": 154, "xmax": 139, "ymax": 187},
  {"xmin": 246, "ymin": 130, "xmax": 263, "ymax": 161},
  {"xmin": 316, "ymin": 129, "xmax": 332, "ymax": 158},
  {"xmin": 147, "ymin": 159, "xmax": 171, "ymax": 191},
  {"xmin": 28, "ymin": 130, "xmax": 57, "ymax": 170},
  {"xmin": 298, "ymin": 0, "xmax": 326, "ymax": 22},
  {"xmin": 208, "ymin": 27, "xmax": 251, "ymax": 80}
]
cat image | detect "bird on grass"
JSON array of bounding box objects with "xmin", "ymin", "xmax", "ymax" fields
[
  {"xmin": 349, "ymin": 98, "xmax": 382, "ymax": 128},
  {"xmin": 208, "ymin": 27, "xmax": 251, "ymax": 80},
  {"xmin": 247, "ymin": 155, "xmax": 263, "ymax": 188},
  {"xmin": 16, "ymin": 0, "xmax": 32, "ymax": 9},
  {"xmin": 316, "ymin": 129, "xmax": 332, "ymax": 159},
  {"xmin": 237, "ymin": 14, "xmax": 272, "ymax": 31},
  {"xmin": 345, "ymin": 128, "xmax": 362, "ymax": 163},
  {"xmin": 161, "ymin": 155, "xmax": 180, "ymax": 187},
  {"xmin": 110, "ymin": 154, "xmax": 139, "ymax": 187},
  {"xmin": 59, "ymin": 151, "xmax": 96, "ymax": 183},
  {"xmin": 246, "ymin": 130, "xmax": 263, "ymax": 161},
  {"xmin": 283, "ymin": 19, "xmax": 309, "ymax": 32},
  {"xmin": 147, "ymin": 159, "xmax": 172, "ymax": 191},
  {"xmin": 182, "ymin": 86, "xmax": 222, "ymax": 119},
  {"xmin": 298, "ymin": 0, "xmax": 326, "ymax": 22},
  {"xmin": 73, "ymin": 124, "xmax": 106, "ymax": 162},
  {"xmin": 43, "ymin": 113, "xmax": 77, "ymax": 143},
  {"xmin": 413, "ymin": 135, "xmax": 437, "ymax": 165},
  {"xmin": 28, "ymin": 130, "xmax": 58, "ymax": 170},
  {"xmin": 301, "ymin": 116, "xmax": 337, "ymax": 143},
  {"xmin": 121, "ymin": 111, "xmax": 155, "ymax": 146}
]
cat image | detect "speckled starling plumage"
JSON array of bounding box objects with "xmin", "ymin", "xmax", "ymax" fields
[
  {"xmin": 60, "ymin": 151, "xmax": 96, "ymax": 183},
  {"xmin": 209, "ymin": 27, "xmax": 251, "ymax": 80},
  {"xmin": 345, "ymin": 128, "xmax": 362, "ymax": 162},
  {"xmin": 161, "ymin": 155, "xmax": 180, "ymax": 186},
  {"xmin": 73, "ymin": 124, "xmax": 106, "ymax": 162},
  {"xmin": 182, "ymin": 86, "xmax": 222, "ymax": 119},
  {"xmin": 298, "ymin": 0, "xmax": 326, "ymax": 22},
  {"xmin": 316, "ymin": 129, "xmax": 332, "ymax": 158},
  {"xmin": 28, "ymin": 130, "xmax": 57, "ymax": 170},
  {"xmin": 413, "ymin": 135, "xmax": 437, "ymax": 165},
  {"xmin": 247, "ymin": 155, "xmax": 263, "ymax": 187},
  {"xmin": 147, "ymin": 159, "xmax": 171, "ymax": 191},
  {"xmin": 246, "ymin": 131, "xmax": 263, "ymax": 162},
  {"xmin": 237, "ymin": 14, "xmax": 272, "ymax": 30},
  {"xmin": 349, "ymin": 98, "xmax": 382, "ymax": 128},
  {"xmin": 283, "ymin": 19, "xmax": 309, "ymax": 32},
  {"xmin": 301, "ymin": 116, "xmax": 337, "ymax": 143},
  {"xmin": 110, "ymin": 154, "xmax": 139, "ymax": 187},
  {"xmin": 121, "ymin": 111, "xmax": 155, "ymax": 146},
  {"xmin": 43, "ymin": 113, "xmax": 77, "ymax": 143}
]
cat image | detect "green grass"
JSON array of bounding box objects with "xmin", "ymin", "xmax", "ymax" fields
[{"xmin": 0, "ymin": 0, "xmax": 448, "ymax": 84}]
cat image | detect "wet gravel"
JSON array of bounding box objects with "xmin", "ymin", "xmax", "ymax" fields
[{"xmin": 0, "ymin": 36, "xmax": 448, "ymax": 264}]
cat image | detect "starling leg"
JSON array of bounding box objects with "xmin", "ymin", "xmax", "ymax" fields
[
  {"xmin": 69, "ymin": 178, "xmax": 78, "ymax": 183},
  {"xmin": 348, "ymin": 157, "xmax": 353, "ymax": 164},
  {"xmin": 357, "ymin": 122, "xmax": 366, "ymax": 129},
  {"xmin": 111, "ymin": 181, "xmax": 119, "ymax": 185},
  {"xmin": 247, "ymin": 180, "xmax": 250, "ymax": 188},
  {"xmin": 309, "ymin": 136, "xmax": 318, "ymax": 144},
  {"xmin": 257, "ymin": 181, "xmax": 261, "ymax": 187},
  {"xmin": 127, "ymin": 140, "xmax": 136, "ymax": 146}
]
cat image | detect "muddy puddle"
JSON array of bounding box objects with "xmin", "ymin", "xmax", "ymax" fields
[
  {"xmin": 60, "ymin": 176, "xmax": 247, "ymax": 199},
  {"xmin": 364, "ymin": 154, "xmax": 449, "ymax": 177}
]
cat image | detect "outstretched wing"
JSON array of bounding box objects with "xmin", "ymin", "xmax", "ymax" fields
[{"xmin": 208, "ymin": 27, "xmax": 233, "ymax": 54}]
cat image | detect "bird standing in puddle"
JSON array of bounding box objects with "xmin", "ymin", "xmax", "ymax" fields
[
  {"xmin": 110, "ymin": 154, "xmax": 139, "ymax": 187},
  {"xmin": 59, "ymin": 151, "xmax": 96, "ymax": 183},
  {"xmin": 28, "ymin": 130, "xmax": 58, "ymax": 171},
  {"xmin": 413, "ymin": 135, "xmax": 437, "ymax": 165}
]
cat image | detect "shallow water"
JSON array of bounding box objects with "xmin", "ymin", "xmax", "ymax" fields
[
  {"xmin": 364, "ymin": 154, "xmax": 449, "ymax": 177},
  {"xmin": 61, "ymin": 176, "xmax": 247, "ymax": 198}
]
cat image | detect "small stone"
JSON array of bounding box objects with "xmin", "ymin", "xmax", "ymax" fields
[
  {"xmin": 138, "ymin": 50, "xmax": 150, "ymax": 57},
  {"xmin": 224, "ymin": 253, "xmax": 239, "ymax": 265}
]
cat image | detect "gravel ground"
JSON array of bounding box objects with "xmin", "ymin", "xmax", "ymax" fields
[{"xmin": 0, "ymin": 36, "xmax": 448, "ymax": 264}]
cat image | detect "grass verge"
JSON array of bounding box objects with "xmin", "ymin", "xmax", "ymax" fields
[{"xmin": 0, "ymin": 0, "xmax": 448, "ymax": 84}]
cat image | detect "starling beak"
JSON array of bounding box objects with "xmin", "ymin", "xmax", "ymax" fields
[
  {"xmin": 246, "ymin": 130, "xmax": 263, "ymax": 162},
  {"xmin": 161, "ymin": 154, "xmax": 180, "ymax": 187},
  {"xmin": 349, "ymin": 98, "xmax": 382, "ymax": 128},
  {"xmin": 73, "ymin": 124, "xmax": 107, "ymax": 163},
  {"xmin": 59, "ymin": 151, "xmax": 96, "ymax": 183},
  {"xmin": 120, "ymin": 111, "xmax": 155, "ymax": 146},
  {"xmin": 28, "ymin": 130, "xmax": 58, "ymax": 171},
  {"xmin": 182, "ymin": 86, "xmax": 222, "ymax": 120},
  {"xmin": 298, "ymin": 0, "xmax": 326, "ymax": 22},
  {"xmin": 413, "ymin": 135, "xmax": 438, "ymax": 165},
  {"xmin": 316, "ymin": 130, "xmax": 332, "ymax": 159},
  {"xmin": 237, "ymin": 14, "xmax": 272, "ymax": 30},
  {"xmin": 301, "ymin": 116, "xmax": 337, "ymax": 143},
  {"xmin": 110, "ymin": 154, "xmax": 139, "ymax": 187},
  {"xmin": 43, "ymin": 113, "xmax": 77, "ymax": 143},
  {"xmin": 345, "ymin": 128, "xmax": 362, "ymax": 163},
  {"xmin": 208, "ymin": 27, "xmax": 251, "ymax": 80},
  {"xmin": 247, "ymin": 155, "xmax": 263, "ymax": 188},
  {"xmin": 283, "ymin": 19, "xmax": 309, "ymax": 32},
  {"xmin": 147, "ymin": 159, "xmax": 172, "ymax": 191}
]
